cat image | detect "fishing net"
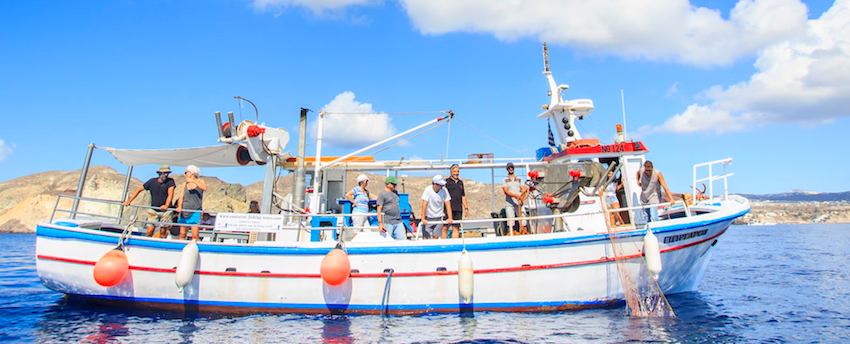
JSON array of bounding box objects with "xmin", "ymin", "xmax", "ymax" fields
[{"xmin": 605, "ymin": 205, "xmax": 676, "ymax": 317}]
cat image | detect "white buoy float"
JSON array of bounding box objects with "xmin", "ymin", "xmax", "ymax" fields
[
  {"xmin": 458, "ymin": 250, "xmax": 474, "ymax": 304},
  {"xmin": 643, "ymin": 230, "xmax": 662, "ymax": 279},
  {"xmin": 175, "ymin": 240, "xmax": 199, "ymax": 290}
]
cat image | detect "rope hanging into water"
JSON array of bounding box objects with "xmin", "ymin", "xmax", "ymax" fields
[{"xmin": 323, "ymin": 110, "xmax": 449, "ymax": 116}]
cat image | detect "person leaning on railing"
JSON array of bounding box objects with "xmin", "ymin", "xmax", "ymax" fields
[
  {"xmin": 122, "ymin": 164, "xmax": 176, "ymax": 238},
  {"xmin": 176, "ymin": 165, "xmax": 207, "ymax": 241},
  {"xmin": 637, "ymin": 160, "xmax": 674, "ymax": 222}
]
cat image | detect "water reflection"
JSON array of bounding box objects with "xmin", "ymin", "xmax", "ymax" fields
[
  {"xmin": 321, "ymin": 315, "xmax": 352, "ymax": 344},
  {"xmin": 458, "ymin": 314, "xmax": 477, "ymax": 339}
]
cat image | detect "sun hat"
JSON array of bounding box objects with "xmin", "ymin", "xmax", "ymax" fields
[
  {"xmin": 186, "ymin": 165, "xmax": 201, "ymax": 176},
  {"xmin": 157, "ymin": 165, "xmax": 172, "ymax": 173},
  {"xmin": 356, "ymin": 174, "xmax": 369, "ymax": 184},
  {"xmin": 432, "ymin": 175, "xmax": 446, "ymax": 186}
]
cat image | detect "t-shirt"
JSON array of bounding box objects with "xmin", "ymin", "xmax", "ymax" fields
[
  {"xmin": 377, "ymin": 190, "xmax": 402, "ymax": 224},
  {"xmin": 503, "ymin": 175, "xmax": 522, "ymax": 206},
  {"xmin": 421, "ymin": 186, "xmax": 451, "ymax": 219},
  {"xmin": 444, "ymin": 177, "xmax": 465, "ymax": 212},
  {"xmin": 143, "ymin": 177, "xmax": 176, "ymax": 207},
  {"xmin": 181, "ymin": 187, "xmax": 204, "ymax": 215},
  {"xmin": 351, "ymin": 187, "xmax": 370, "ymax": 213}
]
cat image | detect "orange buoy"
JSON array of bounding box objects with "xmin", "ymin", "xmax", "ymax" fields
[
  {"xmin": 320, "ymin": 248, "xmax": 350, "ymax": 286},
  {"xmin": 93, "ymin": 249, "xmax": 129, "ymax": 287}
]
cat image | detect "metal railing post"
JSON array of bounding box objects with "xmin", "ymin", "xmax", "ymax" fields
[
  {"xmin": 118, "ymin": 165, "xmax": 134, "ymax": 220},
  {"xmin": 71, "ymin": 143, "xmax": 95, "ymax": 219},
  {"xmin": 708, "ymin": 164, "xmax": 714, "ymax": 200}
]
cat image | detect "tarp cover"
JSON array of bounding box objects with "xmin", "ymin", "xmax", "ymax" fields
[{"xmin": 100, "ymin": 144, "xmax": 256, "ymax": 167}]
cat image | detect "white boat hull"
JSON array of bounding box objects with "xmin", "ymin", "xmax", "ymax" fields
[{"xmin": 35, "ymin": 203, "xmax": 748, "ymax": 315}]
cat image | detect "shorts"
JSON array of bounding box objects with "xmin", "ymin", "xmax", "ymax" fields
[
  {"xmin": 447, "ymin": 211, "xmax": 462, "ymax": 226},
  {"xmin": 145, "ymin": 209, "xmax": 173, "ymax": 228},
  {"xmin": 423, "ymin": 217, "xmax": 443, "ymax": 239},
  {"xmin": 178, "ymin": 211, "xmax": 201, "ymax": 225},
  {"xmin": 382, "ymin": 222, "xmax": 406, "ymax": 240}
]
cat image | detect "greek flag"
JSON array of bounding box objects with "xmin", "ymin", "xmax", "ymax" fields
[{"xmin": 547, "ymin": 120, "xmax": 556, "ymax": 147}]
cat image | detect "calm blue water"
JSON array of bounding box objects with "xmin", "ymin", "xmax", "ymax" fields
[{"xmin": 1, "ymin": 225, "xmax": 849, "ymax": 343}]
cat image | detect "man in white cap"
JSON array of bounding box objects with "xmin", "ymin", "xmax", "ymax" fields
[
  {"xmin": 420, "ymin": 175, "xmax": 453, "ymax": 239},
  {"xmin": 123, "ymin": 164, "xmax": 176, "ymax": 238},
  {"xmin": 346, "ymin": 174, "xmax": 373, "ymax": 231}
]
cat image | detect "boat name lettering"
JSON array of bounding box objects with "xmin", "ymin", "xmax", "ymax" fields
[{"xmin": 662, "ymin": 229, "xmax": 708, "ymax": 244}]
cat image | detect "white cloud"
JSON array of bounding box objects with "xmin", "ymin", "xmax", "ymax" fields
[
  {"xmin": 311, "ymin": 91, "xmax": 397, "ymax": 148},
  {"xmin": 655, "ymin": 0, "xmax": 850, "ymax": 133},
  {"xmin": 252, "ymin": 0, "xmax": 375, "ymax": 15},
  {"xmin": 666, "ymin": 82, "xmax": 680, "ymax": 98},
  {"xmin": 0, "ymin": 139, "xmax": 11, "ymax": 162},
  {"xmin": 400, "ymin": 0, "xmax": 808, "ymax": 66},
  {"xmin": 658, "ymin": 105, "xmax": 752, "ymax": 134}
]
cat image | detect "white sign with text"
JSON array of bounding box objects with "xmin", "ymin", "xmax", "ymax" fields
[{"xmin": 214, "ymin": 212, "xmax": 284, "ymax": 232}]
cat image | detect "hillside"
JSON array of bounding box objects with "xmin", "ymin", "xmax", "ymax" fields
[
  {"xmin": 1, "ymin": 167, "xmax": 848, "ymax": 232},
  {"xmin": 738, "ymin": 191, "xmax": 850, "ymax": 202}
]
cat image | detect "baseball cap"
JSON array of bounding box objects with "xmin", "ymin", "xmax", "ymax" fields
[
  {"xmin": 506, "ymin": 162, "xmax": 515, "ymax": 170},
  {"xmin": 432, "ymin": 175, "xmax": 446, "ymax": 186},
  {"xmin": 385, "ymin": 176, "xmax": 398, "ymax": 185}
]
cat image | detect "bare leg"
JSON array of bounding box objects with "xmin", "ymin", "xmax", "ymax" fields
[
  {"xmin": 191, "ymin": 226, "xmax": 199, "ymax": 241},
  {"xmin": 146, "ymin": 225, "xmax": 155, "ymax": 237},
  {"xmin": 179, "ymin": 226, "xmax": 188, "ymax": 240},
  {"xmin": 441, "ymin": 225, "xmax": 448, "ymax": 239}
]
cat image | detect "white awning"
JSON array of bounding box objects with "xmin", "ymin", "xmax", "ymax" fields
[{"xmin": 100, "ymin": 144, "xmax": 258, "ymax": 167}]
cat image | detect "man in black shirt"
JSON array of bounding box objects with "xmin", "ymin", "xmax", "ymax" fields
[
  {"xmin": 443, "ymin": 164, "xmax": 468, "ymax": 238},
  {"xmin": 123, "ymin": 165, "xmax": 176, "ymax": 238}
]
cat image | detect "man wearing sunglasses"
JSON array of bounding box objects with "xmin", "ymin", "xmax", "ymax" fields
[{"xmin": 123, "ymin": 165, "xmax": 176, "ymax": 238}]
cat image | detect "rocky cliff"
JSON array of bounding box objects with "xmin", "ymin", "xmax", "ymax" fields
[{"xmin": 1, "ymin": 167, "xmax": 847, "ymax": 232}]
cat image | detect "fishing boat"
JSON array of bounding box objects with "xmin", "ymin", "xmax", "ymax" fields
[{"xmin": 34, "ymin": 45, "xmax": 749, "ymax": 315}]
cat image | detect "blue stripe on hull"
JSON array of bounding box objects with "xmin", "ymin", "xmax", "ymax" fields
[
  {"xmin": 70, "ymin": 293, "xmax": 617, "ymax": 314},
  {"xmin": 37, "ymin": 209, "xmax": 748, "ymax": 255}
]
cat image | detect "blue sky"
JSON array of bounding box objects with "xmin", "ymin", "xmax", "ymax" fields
[{"xmin": 0, "ymin": 0, "xmax": 847, "ymax": 194}]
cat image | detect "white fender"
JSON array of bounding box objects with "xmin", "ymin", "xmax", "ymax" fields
[
  {"xmin": 458, "ymin": 250, "xmax": 474, "ymax": 304},
  {"xmin": 643, "ymin": 230, "xmax": 662, "ymax": 279},
  {"xmin": 175, "ymin": 241, "xmax": 199, "ymax": 290}
]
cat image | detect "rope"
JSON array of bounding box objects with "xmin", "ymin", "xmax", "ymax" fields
[
  {"xmin": 116, "ymin": 214, "xmax": 137, "ymax": 250},
  {"xmin": 453, "ymin": 118, "xmax": 528, "ymax": 154},
  {"xmin": 380, "ymin": 268, "xmax": 394, "ymax": 316},
  {"xmin": 444, "ymin": 116, "xmax": 452, "ymax": 161},
  {"xmin": 323, "ymin": 110, "xmax": 449, "ymax": 116}
]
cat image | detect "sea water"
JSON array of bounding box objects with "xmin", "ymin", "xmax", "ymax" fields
[{"xmin": 1, "ymin": 225, "xmax": 849, "ymax": 343}]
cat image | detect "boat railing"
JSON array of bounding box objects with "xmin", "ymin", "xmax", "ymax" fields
[
  {"xmin": 51, "ymin": 194, "xmax": 217, "ymax": 229},
  {"xmin": 50, "ymin": 193, "xmax": 699, "ymax": 242},
  {"xmin": 692, "ymin": 158, "xmax": 734, "ymax": 202},
  {"xmin": 602, "ymin": 200, "xmax": 692, "ymax": 227}
]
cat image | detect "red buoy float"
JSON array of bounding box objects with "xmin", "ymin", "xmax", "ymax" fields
[
  {"xmin": 93, "ymin": 249, "xmax": 129, "ymax": 287},
  {"xmin": 320, "ymin": 248, "xmax": 350, "ymax": 286}
]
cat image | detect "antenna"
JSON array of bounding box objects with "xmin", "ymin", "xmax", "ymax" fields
[
  {"xmin": 620, "ymin": 89, "xmax": 628, "ymax": 140},
  {"xmin": 234, "ymin": 96, "xmax": 259, "ymax": 122},
  {"xmin": 543, "ymin": 42, "xmax": 550, "ymax": 73}
]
